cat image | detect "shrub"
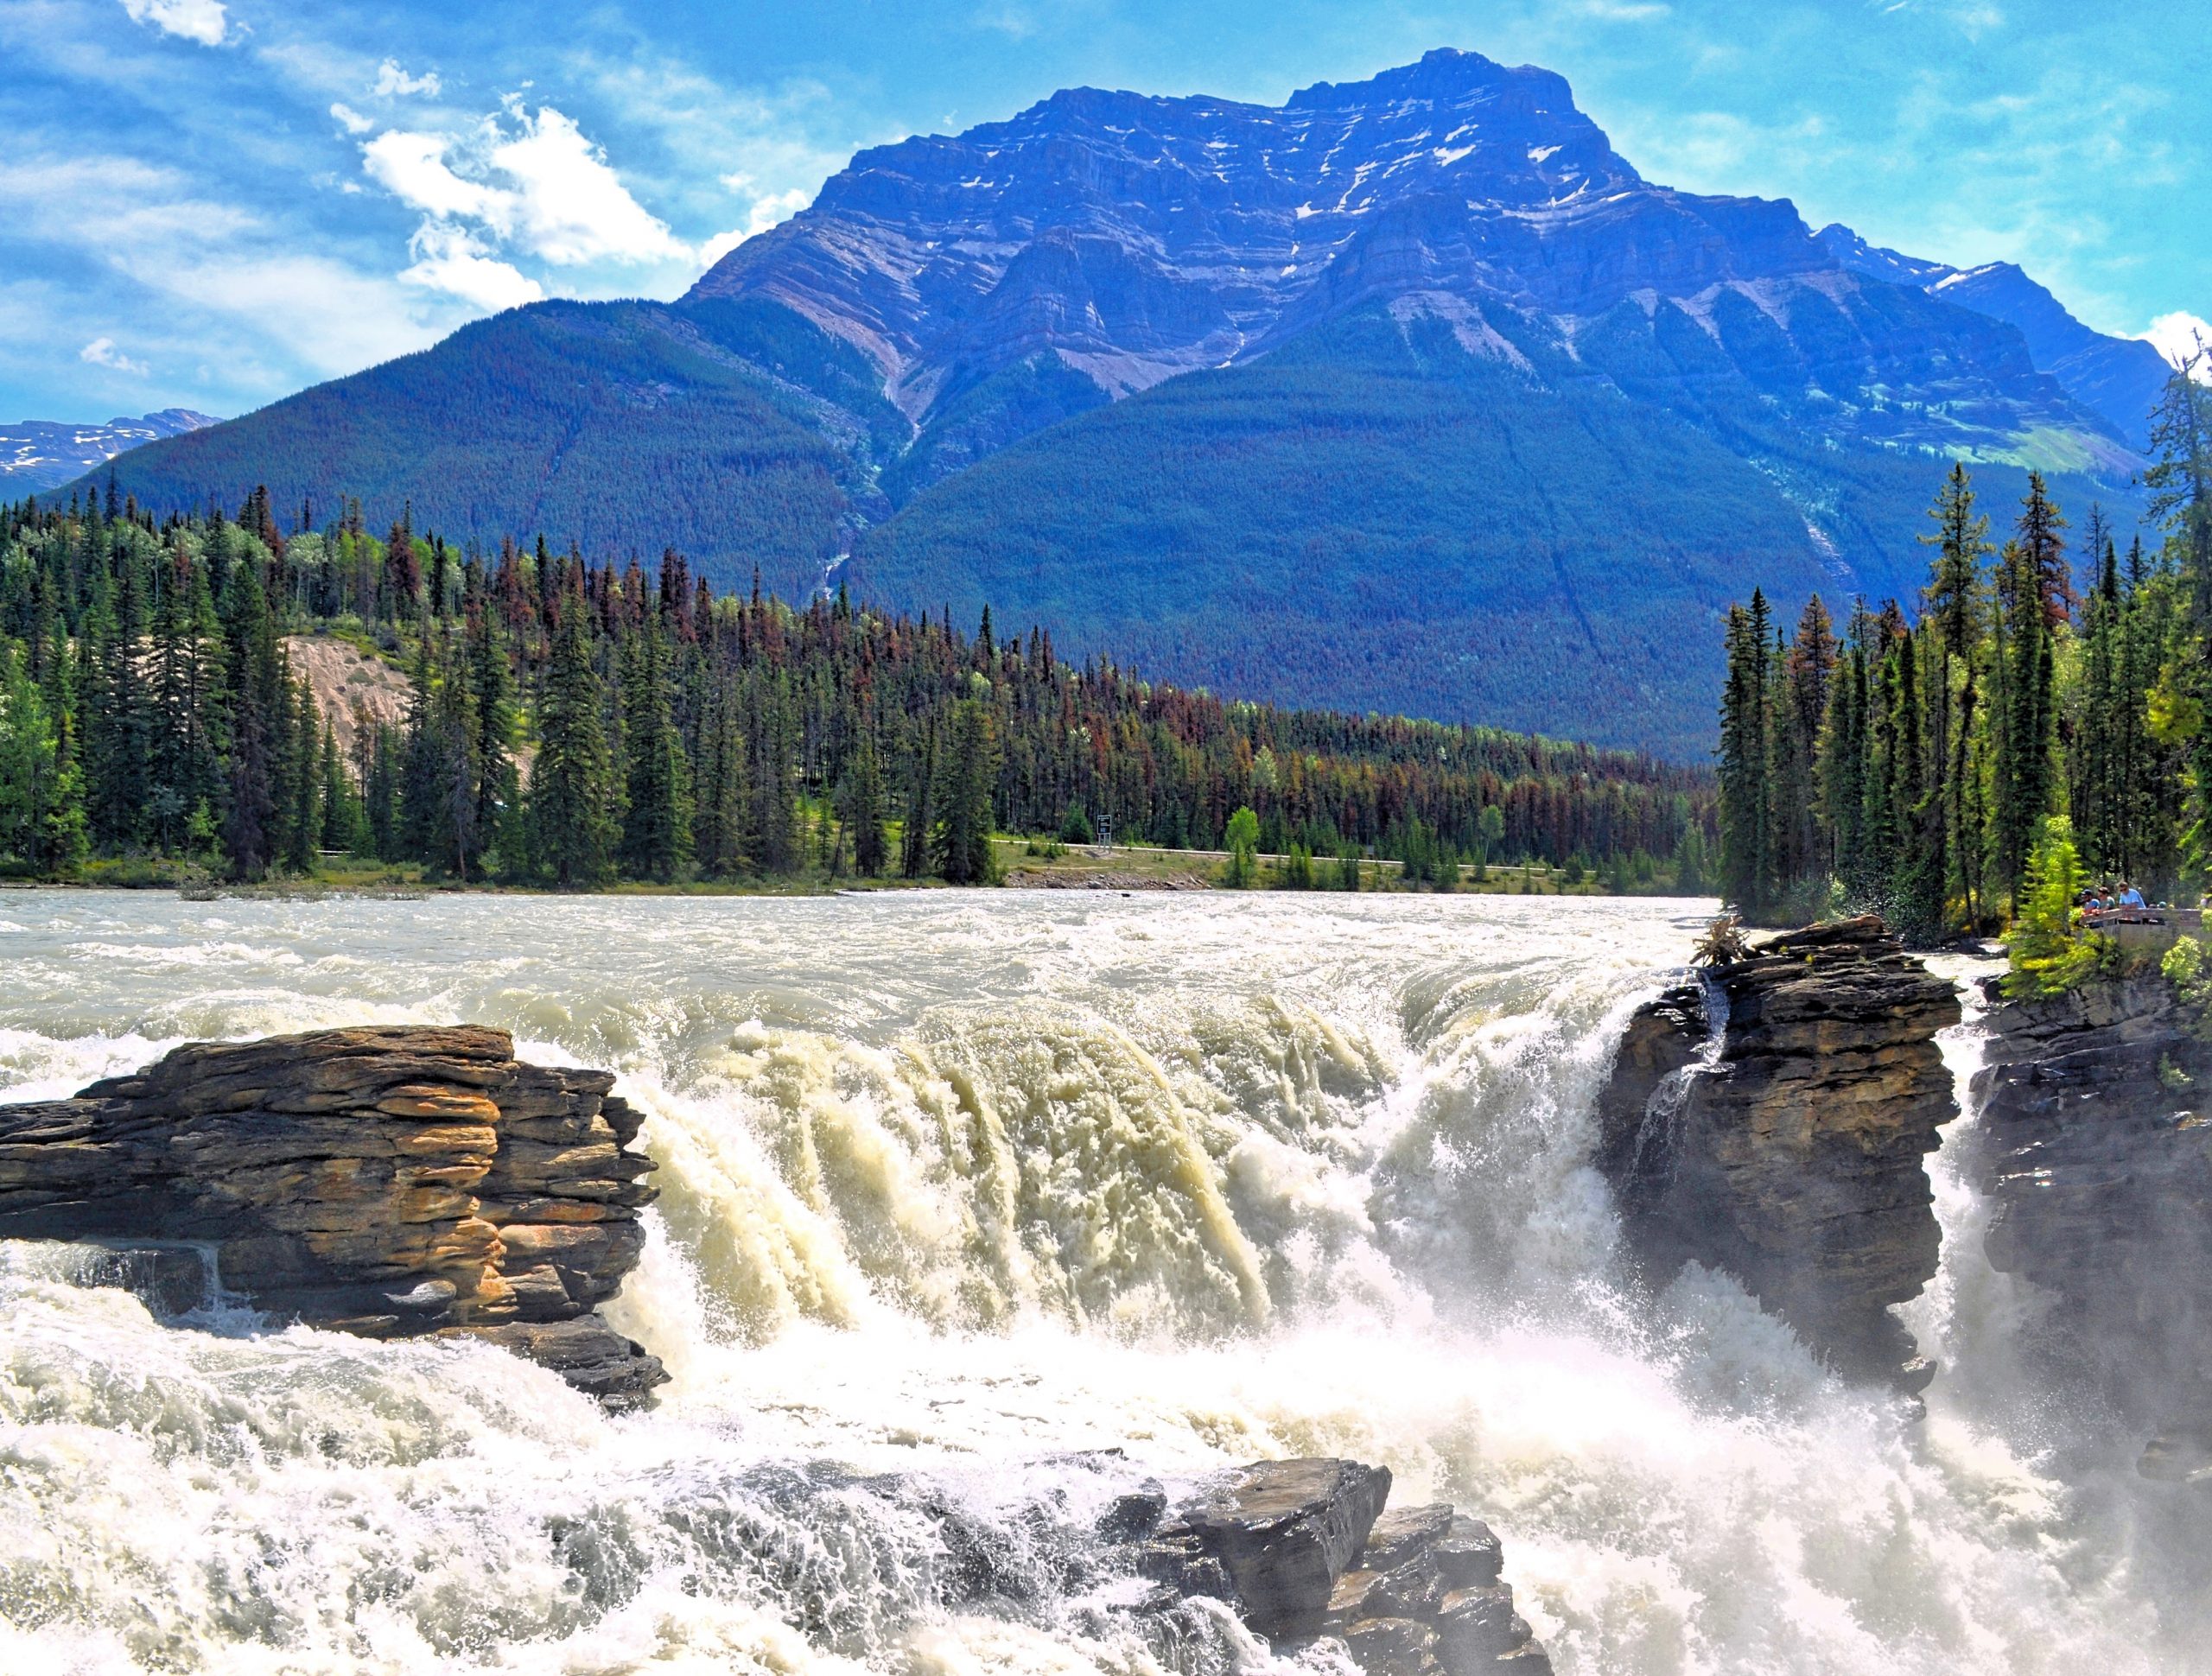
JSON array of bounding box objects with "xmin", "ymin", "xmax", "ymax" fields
[{"xmin": 2004, "ymin": 817, "xmax": 2109, "ymax": 998}]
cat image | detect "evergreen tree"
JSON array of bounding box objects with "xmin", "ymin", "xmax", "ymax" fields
[
  {"xmin": 695, "ymin": 683, "xmax": 747, "ymax": 878},
  {"xmin": 218, "ymin": 554, "xmax": 280, "ymax": 879},
  {"xmin": 397, "ymin": 630, "xmax": 442, "ymax": 863},
  {"xmin": 1717, "ymin": 591, "xmax": 1773, "ymax": 913},
  {"xmin": 901, "ymin": 720, "xmax": 938, "ymax": 879},
  {"xmin": 2146, "ymin": 358, "xmax": 2212, "ymax": 882},
  {"xmin": 932, "ymin": 697, "xmax": 1000, "ymax": 885},
  {"xmin": 749, "ymin": 676, "xmax": 799, "ymax": 874},
  {"xmin": 531, "ymin": 581, "xmax": 620, "ymax": 887},
  {"xmin": 318, "ymin": 722, "xmax": 364, "ymax": 854},
  {"xmin": 466, "ymin": 600, "xmax": 518, "ymax": 874},
  {"xmin": 79, "ymin": 560, "xmax": 151, "ymax": 851},
  {"xmin": 1991, "ymin": 492, "xmax": 2062, "ymax": 908},
  {"xmin": 284, "ymin": 676, "xmax": 321, "ymax": 873},
  {"xmin": 618, "ymin": 618, "xmax": 694, "ymax": 881},
  {"xmin": 843, "ymin": 728, "xmax": 888, "ymax": 876}
]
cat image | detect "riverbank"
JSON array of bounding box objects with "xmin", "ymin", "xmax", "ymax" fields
[{"xmin": 10, "ymin": 839, "xmax": 1658, "ymax": 898}]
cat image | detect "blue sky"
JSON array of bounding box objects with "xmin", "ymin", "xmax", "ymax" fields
[{"xmin": 3, "ymin": 0, "xmax": 2206, "ymax": 423}]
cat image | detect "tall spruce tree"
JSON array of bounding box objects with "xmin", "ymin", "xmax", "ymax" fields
[
  {"xmin": 1717, "ymin": 591, "xmax": 1773, "ymax": 914},
  {"xmin": 618, "ymin": 617, "xmax": 694, "ymax": 881},
  {"xmin": 531, "ymin": 579, "xmax": 620, "ymax": 887},
  {"xmin": 933, "ymin": 697, "xmax": 1000, "ymax": 885},
  {"xmin": 216, "ymin": 549, "xmax": 286, "ymax": 879}
]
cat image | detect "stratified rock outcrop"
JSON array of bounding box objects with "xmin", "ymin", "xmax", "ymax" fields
[
  {"xmin": 1129, "ymin": 1457, "xmax": 1552, "ymax": 1673},
  {"xmin": 1596, "ymin": 917, "xmax": 1961, "ymax": 1387},
  {"xmin": 1972, "ymin": 976, "xmax": 2212, "ymax": 1481},
  {"xmin": 0, "ymin": 1025, "xmax": 664, "ymax": 1405}
]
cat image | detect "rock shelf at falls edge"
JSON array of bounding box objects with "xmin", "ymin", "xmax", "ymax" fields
[
  {"xmin": 1594, "ymin": 915, "xmax": 1962, "ymax": 1391},
  {"xmin": 0, "ymin": 1024, "xmax": 665, "ymax": 1404}
]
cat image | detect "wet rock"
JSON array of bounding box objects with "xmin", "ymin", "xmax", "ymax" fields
[
  {"xmin": 0, "ymin": 1025, "xmax": 664, "ymax": 1405},
  {"xmin": 1098, "ymin": 1484, "xmax": 1168, "ymax": 1542},
  {"xmin": 1134, "ymin": 1462, "xmax": 1553, "ymax": 1676},
  {"xmin": 1156, "ymin": 1457, "xmax": 1391, "ymax": 1635},
  {"xmin": 1595, "ymin": 916, "xmax": 1961, "ymax": 1387},
  {"xmin": 1343, "ymin": 1616, "xmax": 1441, "ymax": 1675},
  {"xmin": 1971, "ymin": 975, "xmax": 2212, "ymax": 1476}
]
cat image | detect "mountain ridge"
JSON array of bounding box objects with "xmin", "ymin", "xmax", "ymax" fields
[
  {"xmin": 48, "ymin": 48, "xmax": 2160, "ymax": 755},
  {"xmin": 4, "ymin": 409, "xmax": 219, "ymax": 494},
  {"xmin": 1814, "ymin": 222, "xmax": 2172, "ymax": 448}
]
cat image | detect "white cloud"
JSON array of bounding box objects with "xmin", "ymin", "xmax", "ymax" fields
[
  {"xmin": 146, "ymin": 251, "xmax": 445, "ymax": 376},
  {"xmin": 488, "ymin": 108, "xmax": 690, "ymax": 265},
  {"xmin": 699, "ymin": 187, "xmax": 814, "ymax": 266},
  {"xmin": 360, "ymin": 105, "xmax": 688, "ymax": 271},
  {"xmin": 399, "ymin": 224, "xmax": 543, "ymax": 311},
  {"xmin": 2142, "ymin": 312, "xmax": 2212, "ymax": 380},
  {"xmin": 363, "ymin": 129, "xmax": 512, "ymax": 226},
  {"xmin": 79, "ymin": 336, "xmax": 149, "ymax": 374},
  {"xmin": 373, "ymin": 59, "xmax": 440, "ymax": 98},
  {"xmin": 0, "ymin": 156, "xmax": 442, "ymax": 378},
  {"xmin": 330, "ymin": 103, "xmax": 374, "ymax": 136},
  {"xmin": 117, "ymin": 0, "xmax": 227, "ymax": 47}
]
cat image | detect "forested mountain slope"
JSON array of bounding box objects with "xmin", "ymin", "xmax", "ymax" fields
[
  {"xmin": 850, "ymin": 304, "xmax": 2113, "ymax": 757},
  {"xmin": 60, "ymin": 49, "xmax": 2151, "ymax": 755}
]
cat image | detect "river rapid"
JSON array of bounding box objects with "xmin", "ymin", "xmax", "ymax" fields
[{"xmin": 0, "ymin": 890, "xmax": 2196, "ymax": 1674}]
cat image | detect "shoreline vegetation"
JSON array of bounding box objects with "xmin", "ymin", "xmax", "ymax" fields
[
  {"xmin": 10, "ymin": 838, "xmax": 1656, "ymax": 899},
  {"xmin": 1713, "ymin": 361, "xmax": 2212, "ymax": 961},
  {"xmin": 2, "ymin": 487, "xmax": 1715, "ymax": 898}
]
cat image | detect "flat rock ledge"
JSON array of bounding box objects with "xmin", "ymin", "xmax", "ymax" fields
[
  {"xmin": 1125, "ymin": 1457, "xmax": 1552, "ymax": 1673},
  {"xmin": 1972, "ymin": 976, "xmax": 2212, "ymax": 1483},
  {"xmin": 0, "ymin": 1025, "xmax": 665, "ymax": 1406},
  {"xmin": 1595, "ymin": 916, "xmax": 1961, "ymax": 1390}
]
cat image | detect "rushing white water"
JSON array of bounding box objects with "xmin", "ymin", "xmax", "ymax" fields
[{"xmin": 0, "ymin": 890, "xmax": 2196, "ymax": 1674}]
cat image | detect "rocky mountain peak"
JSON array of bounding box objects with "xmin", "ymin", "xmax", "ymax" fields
[{"xmin": 691, "ymin": 49, "xmax": 1787, "ymax": 429}]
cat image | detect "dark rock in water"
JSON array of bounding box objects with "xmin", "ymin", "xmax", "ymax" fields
[
  {"xmin": 60, "ymin": 1242, "xmax": 217, "ymax": 1317},
  {"xmin": 1595, "ymin": 916, "xmax": 1961, "ymax": 1388},
  {"xmin": 0, "ymin": 1025, "xmax": 664, "ymax": 1406},
  {"xmin": 1098, "ymin": 1484, "xmax": 1169, "ymax": 1542},
  {"xmin": 1971, "ymin": 975, "xmax": 2212, "ymax": 1479},
  {"xmin": 1157, "ymin": 1457, "xmax": 1392, "ymax": 1635},
  {"xmin": 1134, "ymin": 1461, "xmax": 1552, "ymax": 1675}
]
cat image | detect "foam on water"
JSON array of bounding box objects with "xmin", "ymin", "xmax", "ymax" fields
[{"xmin": 0, "ymin": 891, "xmax": 2199, "ymax": 1673}]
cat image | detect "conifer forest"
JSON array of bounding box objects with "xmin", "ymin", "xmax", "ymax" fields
[
  {"xmin": 0, "ymin": 488, "xmax": 1710, "ymax": 891},
  {"xmin": 1716, "ymin": 363, "xmax": 2212, "ymax": 939}
]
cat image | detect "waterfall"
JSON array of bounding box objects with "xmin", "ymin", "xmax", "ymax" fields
[
  {"xmin": 1627, "ymin": 968, "xmax": 1731, "ymax": 1192},
  {"xmin": 0, "ymin": 891, "xmax": 2193, "ymax": 1673}
]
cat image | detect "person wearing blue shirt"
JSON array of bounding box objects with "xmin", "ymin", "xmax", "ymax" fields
[{"xmin": 2119, "ymin": 884, "xmax": 2145, "ymax": 908}]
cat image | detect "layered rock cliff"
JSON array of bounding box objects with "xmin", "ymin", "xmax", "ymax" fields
[
  {"xmin": 1596, "ymin": 917, "xmax": 1961, "ymax": 1387},
  {"xmin": 1971, "ymin": 976, "xmax": 2212, "ymax": 1481},
  {"xmin": 0, "ymin": 1025, "xmax": 664, "ymax": 1404}
]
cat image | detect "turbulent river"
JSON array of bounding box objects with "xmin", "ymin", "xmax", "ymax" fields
[{"xmin": 0, "ymin": 891, "xmax": 2197, "ymax": 1674}]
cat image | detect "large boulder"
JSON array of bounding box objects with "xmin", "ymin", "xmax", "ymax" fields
[
  {"xmin": 0, "ymin": 1025, "xmax": 665, "ymax": 1405},
  {"xmin": 1152, "ymin": 1457, "xmax": 1392, "ymax": 1635},
  {"xmin": 1132, "ymin": 1458, "xmax": 1552, "ymax": 1673}
]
